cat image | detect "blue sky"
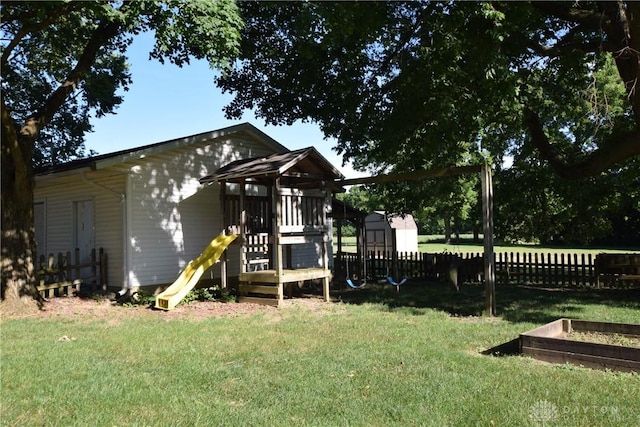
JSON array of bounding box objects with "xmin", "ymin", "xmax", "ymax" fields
[{"xmin": 83, "ymin": 33, "xmax": 364, "ymax": 179}]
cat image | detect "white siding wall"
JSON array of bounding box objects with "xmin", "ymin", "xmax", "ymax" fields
[
  {"xmin": 365, "ymin": 212, "xmax": 418, "ymax": 253},
  {"xmin": 126, "ymin": 135, "xmax": 278, "ymax": 288},
  {"xmin": 395, "ymin": 229, "xmax": 418, "ymax": 253},
  {"xmin": 34, "ymin": 172, "xmax": 125, "ymax": 288}
]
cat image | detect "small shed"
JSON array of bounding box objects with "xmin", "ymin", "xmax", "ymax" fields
[{"xmin": 365, "ymin": 211, "xmax": 418, "ymax": 254}]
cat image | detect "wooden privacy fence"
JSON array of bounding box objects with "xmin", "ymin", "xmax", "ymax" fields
[
  {"xmin": 335, "ymin": 251, "xmax": 638, "ymax": 288},
  {"xmin": 36, "ymin": 248, "xmax": 107, "ymax": 297}
]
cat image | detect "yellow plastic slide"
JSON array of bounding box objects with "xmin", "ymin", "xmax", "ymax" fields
[{"xmin": 155, "ymin": 232, "xmax": 237, "ymax": 310}]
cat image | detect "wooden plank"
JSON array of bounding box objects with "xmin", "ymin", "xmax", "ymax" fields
[
  {"xmin": 480, "ymin": 163, "xmax": 495, "ymax": 316},
  {"xmin": 521, "ymin": 346, "xmax": 640, "ymax": 372},
  {"xmin": 239, "ymin": 284, "xmax": 279, "ymax": 295},
  {"xmin": 587, "ymin": 253, "xmax": 595, "ymax": 286},
  {"xmin": 275, "ymin": 177, "xmax": 283, "ymax": 276},
  {"xmin": 278, "ymin": 225, "xmax": 328, "ymax": 234},
  {"xmin": 239, "ymin": 268, "xmax": 332, "ymax": 284},
  {"xmin": 278, "ymin": 188, "xmax": 327, "ymax": 197},
  {"xmin": 521, "ymin": 318, "xmax": 565, "ymax": 339},
  {"xmin": 338, "ymin": 164, "xmax": 482, "ymax": 186},
  {"xmin": 522, "ymin": 335, "xmax": 640, "ymax": 360},
  {"xmin": 617, "ymin": 275, "xmax": 640, "ymax": 280},
  {"xmin": 37, "ymin": 280, "xmax": 77, "ymax": 291},
  {"xmin": 279, "ymin": 234, "xmax": 329, "ymax": 245}
]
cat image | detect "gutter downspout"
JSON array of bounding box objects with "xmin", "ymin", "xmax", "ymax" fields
[{"xmin": 81, "ymin": 173, "xmax": 129, "ymax": 296}]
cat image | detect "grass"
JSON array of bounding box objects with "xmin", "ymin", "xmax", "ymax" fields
[
  {"xmin": 2, "ymin": 282, "xmax": 640, "ymax": 426},
  {"xmin": 336, "ymin": 235, "xmax": 640, "ymax": 255}
]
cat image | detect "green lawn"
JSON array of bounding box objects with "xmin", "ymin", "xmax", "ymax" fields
[
  {"xmin": 336, "ymin": 235, "xmax": 640, "ymax": 255},
  {"xmin": 2, "ymin": 282, "xmax": 639, "ymax": 426}
]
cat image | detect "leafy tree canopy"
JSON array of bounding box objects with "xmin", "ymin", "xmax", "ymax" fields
[
  {"xmin": 217, "ymin": 1, "xmax": 639, "ymax": 245},
  {"xmin": 2, "ymin": 0, "xmax": 242, "ymax": 167},
  {"xmin": 219, "ymin": 1, "xmax": 639, "ymax": 179}
]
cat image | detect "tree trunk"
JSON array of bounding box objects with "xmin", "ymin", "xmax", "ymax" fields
[
  {"xmin": 1, "ymin": 114, "xmax": 42, "ymax": 314},
  {"xmin": 444, "ymin": 215, "xmax": 452, "ymax": 245}
]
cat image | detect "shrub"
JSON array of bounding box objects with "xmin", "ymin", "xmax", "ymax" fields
[{"xmin": 181, "ymin": 285, "xmax": 237, "ymax": 305}]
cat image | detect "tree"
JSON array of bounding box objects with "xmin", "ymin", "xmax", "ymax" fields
[
  {"xmin": 1, "ymin": 1, "xmax": 243, "ymax": 312},
  {"xmin": 338, "ymin": 185, "xmax": 380, "ymax": 213},
  {"xmin": 220, "ymin": 1, "xmax": 639, "ymax": 176},
  {"xmin": 495, "ymin": 154, "xmax": 640, "ymax": 246},
  {"xmin": 217, "ymin": 1, "xmax": 639, "ymax": 239}
]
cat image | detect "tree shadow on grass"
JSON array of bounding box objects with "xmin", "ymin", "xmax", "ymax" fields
[{"xmin": 334, "ymin": 279, "xmax": 640, "ymax": 326}]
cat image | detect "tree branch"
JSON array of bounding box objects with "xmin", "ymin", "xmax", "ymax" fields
[
  {"xmin": 526, "ymin": 39, "xmax": 612, "ymax": 57},
  {"xmin": 524, "ymin": 108, "xmax": 640, "ymax": 179},
  {"xmin": 20, "ymin": 17, "xmax": 124, "ymax": 141},
  {"xmin": 0, "ymin": 2, "xmax": 82, "ymax": 68},
  {"xmin": 601, "ymin": 1, "xmax": 640, "ymax": 123},
  {"xmin": 531, "ymin": 2, "xmax": 608, "ymax": 30}
]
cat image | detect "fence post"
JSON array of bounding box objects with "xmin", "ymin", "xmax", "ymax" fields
[
  {"xmin": 91, "ymin": 248, "xmax": 97, "ymax": 289},
  {"xmin": 100, "ymin": 248, "xmax": 108, "ymax": 291},
  {"xmin": 480, "ymin": 163, "xmax": 496, "ymax": 316},
  {"xmin": 392, "ymin": 249, "xmax": 398, "ymax": 280},
  {"xmin": 74, "ymin": 248, "xmax": 80, "ymax": 281},
  {"xmin": 64, "ymin": 251, "xmax": 73, "ymax": 281},
  {"xmin": 588, "ymin": 254, "xmax": 600, "ymax": 288}
]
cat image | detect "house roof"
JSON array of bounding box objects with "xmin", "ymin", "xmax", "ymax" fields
[
  {"xmin": 199, "ymin": 146, "xmax": 344, "ymax": 189},
  {"xmin": 35, "ymin": 123, "xmax": 288, "ymax": 178}
]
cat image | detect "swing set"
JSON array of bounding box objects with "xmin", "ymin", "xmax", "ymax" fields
[
  {"xmin": 340, "ymin": 197, "xmax": 419, "ymax": 292},
  {"xmin": 344, "ymin": 256, "xmax": 406, "ymax": 290},
  {"xmin": 335, "ymin": 164, "xmax": 496, "ymax": 316}
]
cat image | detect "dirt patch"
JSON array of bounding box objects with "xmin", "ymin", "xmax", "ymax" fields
[
  {"xmin": 562, "ymin": 331, "xmax": 640, "ymax": 348},
  {"xmin": 1, "ymin": 295, "xmax": 344, "ymax": 323},
  {"xmin": 2, "ymin": 295, "xmax": 275, "ymax": 322}
]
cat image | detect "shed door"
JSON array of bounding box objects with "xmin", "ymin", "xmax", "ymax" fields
[
  {"xmin": 366, "ymin": 229, "xmax": 387, "ymax": 253},
  {"xmin": 74, "ymin": 200, "xmax": 94, "ymax": 279}
]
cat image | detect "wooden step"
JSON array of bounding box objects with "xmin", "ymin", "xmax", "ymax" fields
[{"xmin": 239, "ymin": 284, "xmax": 279, "ymax": 295}]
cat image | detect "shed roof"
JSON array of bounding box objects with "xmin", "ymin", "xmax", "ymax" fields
[
  {"xmin": 366, "ymin": 211, "xmax": 418, "ymax": 230},
  {"xmin": 199, "ymin": 146, "xmax": 344, "ymax": 189}
]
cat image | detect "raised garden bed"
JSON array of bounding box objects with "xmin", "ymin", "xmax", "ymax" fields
[{"xmin": 520, "ymin": 318, "xmax": 640, "ymax": 372}]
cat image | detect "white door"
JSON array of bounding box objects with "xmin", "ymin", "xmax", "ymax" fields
[{"xmin": 74, "ymin": 200, "xmax": 94, "ymax": 279}]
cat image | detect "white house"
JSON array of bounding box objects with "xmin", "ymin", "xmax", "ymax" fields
[
  {"xmin": 365, "ymin": 211, "xmax": 418, "ymax": 253},
  {"xmin": 34, "ymin": 123, "xmax": 331, "ymax": 294}
]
